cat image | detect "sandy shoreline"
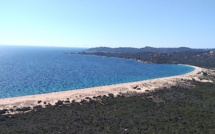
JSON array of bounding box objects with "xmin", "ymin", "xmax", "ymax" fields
[{"xmin": 0, "ymin": 65, "xmax": 208, "ymax": 110}]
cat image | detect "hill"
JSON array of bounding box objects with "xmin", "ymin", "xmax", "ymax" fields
[
  {"xmin": 87, "ymin": 46, "xmax": 209, "ymax": 53},
  {"xmin": 81, "ymin": 48, "xmax": 215, "ymax": 68}
]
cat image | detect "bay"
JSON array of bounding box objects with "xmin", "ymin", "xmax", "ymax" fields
[{"xmin": 0, "ymin": 45, "xmax": 194, "ymax": 99}]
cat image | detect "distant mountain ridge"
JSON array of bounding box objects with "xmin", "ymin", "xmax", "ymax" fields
[{"xmin": 87, "ymin": 46, "xmax": 209, "ymax": 53}]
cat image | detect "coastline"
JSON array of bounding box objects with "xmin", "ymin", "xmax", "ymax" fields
[{"xmin": 0, "ymin": 65, "xmax": 208, "ymax": 110}]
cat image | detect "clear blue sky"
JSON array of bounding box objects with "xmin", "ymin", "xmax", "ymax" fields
[{"xmin": 0, "ymin": 0, "xmax": 214, "ymax": 48}]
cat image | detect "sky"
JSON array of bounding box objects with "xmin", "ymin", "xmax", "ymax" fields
[{"xmin": 0, "ymin": 0, "xmax": 214, "ymax": 48}]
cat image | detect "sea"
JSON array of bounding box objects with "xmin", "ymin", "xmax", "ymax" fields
[{"xmin": 0, "ymin": 45, "xmax": 194, "ymax": 99}]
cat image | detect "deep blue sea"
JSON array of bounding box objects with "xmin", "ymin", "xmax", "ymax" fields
[{"xmin": 0, "ymin": 45, "xmax": 194, "ymax": 99}]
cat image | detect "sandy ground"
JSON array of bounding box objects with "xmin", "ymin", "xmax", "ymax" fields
[{"xmin": 0, "ymin": 65, "xmax": 210, "ymax": 110}]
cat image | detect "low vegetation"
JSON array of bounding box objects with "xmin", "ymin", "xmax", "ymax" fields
[{"xmin": 0, "ymin": 80, "xmax": 215, "ymax": 133}]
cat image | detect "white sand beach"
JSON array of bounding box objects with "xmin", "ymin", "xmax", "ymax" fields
[{"xmin": 0, "ymin": 65, "xmax": 210, "ymax": 110}]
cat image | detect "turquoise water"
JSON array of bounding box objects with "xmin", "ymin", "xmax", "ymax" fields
[{"xmin": 0, "ymin": 45, "xmax": 194, "ymax": 99}]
